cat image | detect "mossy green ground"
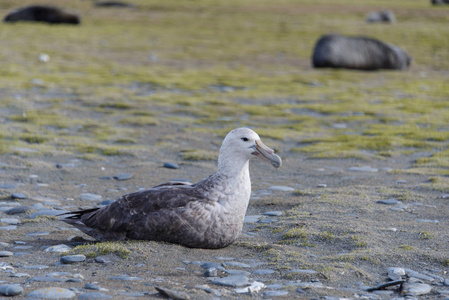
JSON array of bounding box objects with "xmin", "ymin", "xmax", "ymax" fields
[
  {"xmin": 0, "ymin": 0, "xmax": 449, "ymax": 297},
  {"xmin": 1, "ymin": 0, "xmax": 448, "ymax": 172}
]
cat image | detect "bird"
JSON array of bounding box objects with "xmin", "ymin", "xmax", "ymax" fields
[{"xmin": 60, "ymin": 128, "xmax": 282, "ymax": 249}]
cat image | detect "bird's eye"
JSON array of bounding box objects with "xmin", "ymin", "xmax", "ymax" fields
[{"xmin": 241, "ymin": 137, "xmax": 249, "ymax": 142}]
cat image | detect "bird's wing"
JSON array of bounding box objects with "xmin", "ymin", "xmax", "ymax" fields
[{"xmin": 77, "ymin": 183, "xmax": 208, "ymax": 232}]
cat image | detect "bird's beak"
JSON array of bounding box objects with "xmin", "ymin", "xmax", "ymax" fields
[{"xmin": 252, "ymin": 140, "xmax": 282, "ymax": 169}]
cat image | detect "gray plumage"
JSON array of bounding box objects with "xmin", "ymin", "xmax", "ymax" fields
[{"xmin": 61, "ymin": 128, "xmax": 281, "ymax": 249}]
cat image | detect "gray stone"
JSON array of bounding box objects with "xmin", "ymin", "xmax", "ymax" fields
[
  {"xmin": 26, "ymin": 231, "xmax": 50, "ymax": 237},
  {"xmin": 0, "ymin": 183, "xmax": 16, "ymax": 189},
  {"xmin": 155, "ymin": 286, "xmax": 190, "ymax": 300},
  {"xmin": 109, "ymin": 275, "xmax": 143, "ymax": 281},
  {"xmin": 201, "ymin": 262, "xmax": 223, "ymax": 270},
  {"xmin": 404, "ymin": 269, "xmax": 435, "ymax": 281},
  {"xmin": 416, "ymin": 219, "xmax": 439, "ymax": 223},
  {"xmin": 95, "ymin": 254, "xmax": 120, "ymax": 264},
  {"xmin": 163, "ymin": 162, "xmax": 179, "ymax": 169},
  {"xmin": 286, "ymin": 269, "xmax": 317, "ymax": 274},
  {"xmin": 234, "ymin": 281, "xmax": 265, "ymax": 294},
  {"xmin": 257, "ymin": 218, "xmax": 278, "ymax": 224},
  {"xmin": 0, "ymin": 251, "xmax": 13, "ymax": 257},
  {"xmin": 30, "ymin": 209, "xmax": 68, "ymax": 219},
  {"xmin": 347, "ymin": 166, "xmax": 378, "ymax": 172},
  {"xmin": 11, "ymin": 193, "xmax": 27, "ymax": 199},
  {"xmin": 118, "ymin": 292, "xmax": 147, "ymax": 297},
  {"xmin": 204, "ymin": 268, "xmax": 218, "ymax": 277},
  {"xmin": 85, "ymin": 283, "xmax": 101, "ymax": 290},
  {"xmin": 402, "ymin": 283, "xmax": 432, "ymax": 296},
  {"xmin": 0, "ymin": 218, "xmax": 20, "ymax": 225},
  {"xmin": 377, "ymin": 199, "xmax": 401, "ymax": 205},
  {"xmin": 61, "ymin": 254, "xmax": 86, "ymax": 264},
  {"xmin": 0, "ymin": 284, "xmax": 23, "ymax": 296},
  {"xmin": 0, "ymin": 225, "xmax": 17, "ymax": 230},
  {"xmin": 223, "ymin": 261, "xmax": 250, "ymax": 268},
  {"xmin": 23, "ymin": 265, "xmax": 48, "ymax": 270},
  {"xmin": 44, "ymin": 244, "xmax": 71, "ymax": 253},
  {"xmin": 27, "ymin": 276, "xmax": 64, "ymax": 283},
  {"xmin": 25, "ymin": 287, "xmax": 75, "ymax": 298},
  {"xmin": 210, "ymin": 275, "xmax": 250, "ymax": 287},
  {"xmin": 80, "ymin": 193, "xmax": 102, "ymax": 201},
  {"xmin": 193, "ymin": 285, "xmax": 221, "ymax": 297},
  {"xmin": 78, "ymin": 292, "xmax": 113, "ymax": 299},
  {"xmin": 11, "ymin": 273, "xmax": 30, "ymax": 278},
  {"xmin": 263, "ymin": 211, "xmax": 283, "ymax": 216},
  {"xmin": 268, "ymin": 186, "xmax": 295, "ymax": 192},
  {"xmin": 6, "ymin": 205, "xmax": 31, "ymax": 215},
  {"xmin": 244, "ymin": 215, "xmax": 262, "ymax": 223},
  {"xmin": 253, "ymin": 269, "xmax": 275, "ymax": 275},
  {"xmin": 113, "ymin": 173, "xmax": 133, "ymax": 181},
  {"xmin": 387, "ymin": 267, "xmax": 405, "ymax": 280},
  {"xmin": 224, "ymin": 269, "xmax": 251, "ymax": 276},
  {"xmin": 263, "ymin": 290, "xmax": 289, "ymax": 297}
]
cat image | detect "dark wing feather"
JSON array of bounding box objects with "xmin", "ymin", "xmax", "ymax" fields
[{"xmin": 61, "ymin": 182, "xmax": 209, "ymax": 241}]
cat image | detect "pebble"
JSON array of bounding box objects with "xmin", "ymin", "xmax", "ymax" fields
[
  {"xmin": 0, "ymin": 218, "xmax": 20, "ymax": 225},
  {"xmin": 387, "ymin": 267, "xmax": 405, "ymax": 280},
  {"xmin": 223, "ymin": 261, "xmax": 250, "ymax": 268},
  {"xmin": 27, "ymin": 231, "xmax": 50, "ymax": 237},
  {"xmin": 402, "ymin": 282, "xmax": 432, "ymax": 296},
  {"xmin": 11, "ymin": 273, "xmax": 30, "ymax": 278},
  {"xmin": 263, "ymin": 211, "xmax": 283, "ymax": 216},
  {"xmin": 113, "ymin": 173, "xmax": 133, "ymax": 181},
  {"xmin": 0, "ymin": 183, "xmax": 16, "ymax": 189},
  {"xmin": 201, "ymin": 262, "xmax": 224, "ymax": 270},
  {"xmin": 27, "ymin": 276, "xmax": 65, "ymax": 283},
  {"xmin": 234, "ymin": 281, "xmax": 265, "ymax": 294},
  {"xmin": 377, "ymin": 199, "xmax": 401, "ymax": 205},
  {"xmin": 95, "ymin": 254, "xmax": 120, "ymax": 264},
  {"xmin": 6, "ymin": 205, "xmax": 32, "ymax": 215},
  {"xmin": 263, "ymin": 290, "xmax": 289, "ymax": 297},
  {"xmin": 347, "ymin": 166, "xmax": 378, "ymax": 172},
  {"xmin": 163, "ymin": 162, "xmax": 179, "ymax": 169},
  {"xmin": 80, "ymin": 193, "xmax": 103, "ymax": 201},
  {"xmin": 404, "ymin": 269, "xmax": 435, "ymax": 281},
  {"xmin": 0, "ymin": 284, "xmax": 23, "ymax": 296},
  {"xmin": 155, "ymin": 286, "xmax": 190, "ymax": 300},
  {"xmin": 61, "ymin": 254, "xmax": 86, "ymax": 264},
  {"xmin": 78, "ymin": 292, "xmax": 113, "ymax": 299},
  {"xmin": 268, "ymin": 186, "xmax": 295, "ymax": 192},
  {"xmin": 11, "ymin": 193, "xmax": 27, "ymax": 199},
  {"xmin": 210, "ymin": 275, "xmax": 249, "ymax": 287},
  {"xmin": 119, "ymin": 292, "xmax": 147, "ymax": 297},
  {"xmin": 44, "ymin": 244, "xmax": 72, "ymax": 253},
  {"xmin": 0, "ymin": 251, "xmax": 13, "ymax": 257},
  {"xmin": 244, "ymin": 215, "xmax": 262, "ymax": 223},
  {"xmin": 224, "ymin": 269, "xmax": 251, "ymax": 276},
  {"xmin": 194, "ymin": 284, "xmax": 221, "ymax": 297},
  {"xmin": 0, "ymin": 225, "xmax": 17, "ymax": 230},
  {"xmin": 416, "ymin": 219, "xmax": 439, "ymax": 223},
  {"xmin": 204, "ymin": 268, "xmax": 218, "ymax": 277},
  {"xmin": 25, "ymin": 287, "xmax": 76, "ymax": 299},
  {"xmin": 253, "ymin": 269, "xmax": 275, "ymax": 275},
  {"xmin": 23, "ymin": 265, "xmax": 48, "ymax": 270},
  {"xmin": 85, "ymin": 283, "xmax": 102, "ymax": 290},
  {"xmin": 30, "ymin": 209, "xmax": 68, "ymax": 219},
  {"xmin": 5, "ymin": 205, "xmax": 32, "ymax": 215},
  {"xmin": 286, "ymin": 269, "xmax": 317, "ymax": 275},
  {"xmin": 109, "ymin": 275, "xmax": 143, "ymax": 281}
]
